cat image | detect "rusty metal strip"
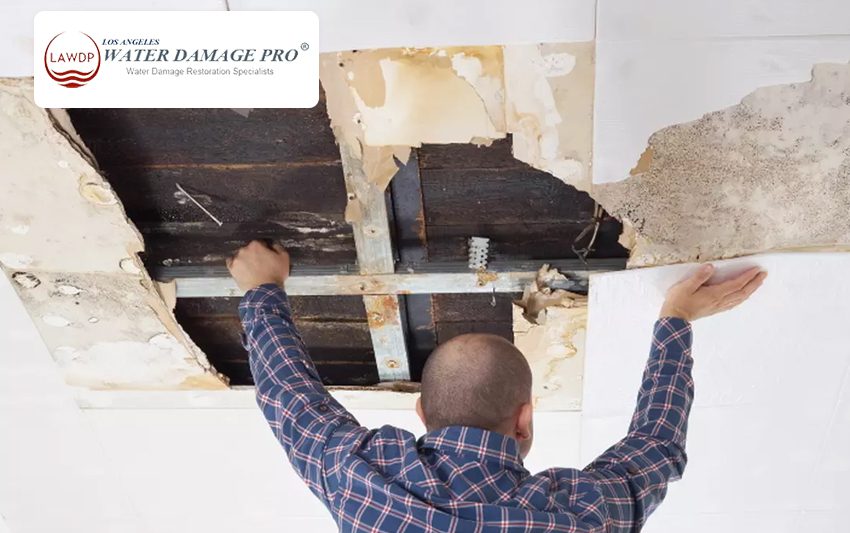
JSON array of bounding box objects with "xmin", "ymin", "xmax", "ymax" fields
[
  {"xmin": 173, "ymin": 266, "xmax": 621, "ymax": 298},
  {"xmin": 339, "ymin": 144, "xmax": 410, "ymax": 382},
  {"xmin": 363, "ymin": 295, "xmax": 409, "ymax": 381}
]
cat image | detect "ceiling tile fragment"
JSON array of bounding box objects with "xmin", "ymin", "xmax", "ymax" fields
[
  {"xmin": 595, "ymin": 62, "xmax": 850, "ymax": 267},
  {"xmin": 504, "ymin": 42, "xmax": 595, "ymax": 192},
  {"xmin": 0, "ymin": 79, "xmax": 142, "ymax": 274},
  {"xmin": 320, "ymin": 44, "xmax": 595, "ymax": 192},
  {"xmin": 0, "ymin": 78, "xmax": 224, "ymax": 391},
  {"xmin": 513, "ymin": 301, "xmax": 587, "ymax": 411}
]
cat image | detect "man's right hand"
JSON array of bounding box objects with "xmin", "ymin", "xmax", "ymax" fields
[
  {"xmin": 226, "ymin": 240, "xmax": 291, "ymax": 293},
  {"xmin": 660, "ymin": 264, "xmax": 767, "ymax": 322}
]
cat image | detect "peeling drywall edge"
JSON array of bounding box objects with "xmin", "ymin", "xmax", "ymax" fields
[
  {"xmin": 52, "ymin": 103, "xmax": 223, "ymax": 384},
  {"xmin": 320, "ymin": 44, "xmax": 595, "ymax": 196},
  {"xmin": 320, "ymin": 52, "xmax": 411, "ymax": 194},
  {"xmin": 48, "ymin": 106, "xmax": 148, "ymax": 262},
  {"xmin": 47, "ymin": 108, "xmax": 97, "ymax": 168},
  {"xmin": 504, "ymin": 43, "xmax": 593, "ymax": 192},
  {"xmin": 512, "ymin": 300, "xmax": 587, "ymax": 411},
  {"xmin": 0, "ymin": 79, "xmax": 227, "ymax": 390}
]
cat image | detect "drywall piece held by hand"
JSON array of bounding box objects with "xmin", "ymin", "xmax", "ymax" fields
[
  {"xmin": 595, "ymin": 62, "xmax": 850, "ymax": 267},
  {"xmin": 583, "ymin": 253, "xmax": 850, "ymax": 515},
  {"xmin": 513, "ymin": 300, "xmax": 587, "ymax": 411},
  {"xmin": 505, "ymin": 42, "xmax": 594, "ymax": 192}
]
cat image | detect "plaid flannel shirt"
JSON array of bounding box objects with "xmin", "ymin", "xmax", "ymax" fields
[{"xmin": 240, "ymin": 284, "xmax": 694, "ymax": 533}]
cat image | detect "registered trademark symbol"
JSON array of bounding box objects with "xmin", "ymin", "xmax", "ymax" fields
[{"xmin": 301, "ymin": 43, "xmax": 309, "ymax": 51}]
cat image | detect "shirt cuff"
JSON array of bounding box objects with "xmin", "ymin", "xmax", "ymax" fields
[
  {"xmin": 238, "ymin": 283, "xmax": 290, "ymax": 323},
  {"xmin": 656, "ymin": 316, "xmax": 691, "ymax": 330},
  {"xmin": 653, "ymin": 317, "xmax": 693, "ymax": 359}
]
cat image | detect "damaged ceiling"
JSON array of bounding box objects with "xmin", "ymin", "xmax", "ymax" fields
[
  {"xmin": 2, "ymin": 41, "xmax": 625, "ymax": 398},
  {"xmin": 64, "ymin": 104, "xmax": 624, "ymax": 387},
  {"xmin": 595, "ymin": 62, "xmax": 850, "ymax": 267},
  {"xmin": 3, "ymin": 28, "xmax": 849, "ymax": 410},
  {"xmin": 0, "ymin": 80, "xmax": 223, "ymax": 390}
]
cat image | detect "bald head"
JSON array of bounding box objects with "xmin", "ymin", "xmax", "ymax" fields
[{"xmin": 419, "ymin": 334, "xmax": 532, "ymax": 433}]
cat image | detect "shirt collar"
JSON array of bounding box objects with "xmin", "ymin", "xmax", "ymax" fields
[{"xmin": 417, "ymin": 426, "xmax": 527, "ymax": 473}]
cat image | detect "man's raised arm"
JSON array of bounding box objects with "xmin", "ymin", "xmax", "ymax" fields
[
  {"xmin": 228, "ymin": 241, "xmax": 361, "ymax": 508},
  {"xmin": 584, "ymin": 264, "xmax": 767, "ymax": 531}
]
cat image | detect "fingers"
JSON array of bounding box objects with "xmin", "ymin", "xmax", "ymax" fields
[
  {"xmin": 717, "ymin": 271, "xmax": 767, "ymax": 310},
  {"xmin": 226, "ymin": 246, "xmax": 243, "ymax": 271},
  {"xmin": 685, "ymin": 264, "xmax": 715, "ymax": 291},
  {"xmin": 713, "ymin": 267, "xmax": 761, "ymax": 295},
  {"xmin": 225, "ymin": 240, "xmax": 288, "ymax": 268}
]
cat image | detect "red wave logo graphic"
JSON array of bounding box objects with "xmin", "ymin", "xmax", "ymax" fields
[{"xmin": 44, "ymin": 32, "xmax": 101, "ymax": 88}]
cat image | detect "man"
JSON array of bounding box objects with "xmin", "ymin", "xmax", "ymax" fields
[{"xmin": 227, "ymin": 241, "xmax": 766, "ymax": 532}]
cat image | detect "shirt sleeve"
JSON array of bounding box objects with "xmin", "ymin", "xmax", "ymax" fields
[
  {"xmin": 583, "ymin": 317, "xmax": 694, "ymax": 531},
  {"xmin": 239, "ymin": 283, "xmax": 362, "ymax": 508}
]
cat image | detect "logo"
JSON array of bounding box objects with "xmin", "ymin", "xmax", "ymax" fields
[{"xmin": 44, "ymin": 32, "xmax": 101, "ymax": 88}]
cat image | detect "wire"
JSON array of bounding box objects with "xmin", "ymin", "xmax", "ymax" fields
[
  {"xmin": 175, "ymin": 183, "xmax": 223, "ymax": 227},
  {"xmin": 572, "ymin": 203, "xmax": 603, "ymax": 266}
]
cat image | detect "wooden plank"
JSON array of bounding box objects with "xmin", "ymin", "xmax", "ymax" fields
[
  {"xmin": 102, "ymin": 164, "xmax": 348, "ymax": 224},
  {"xmin": 421, "ymin": 168, "xmax": 596, "ymax": 225},
  {"xmin": 67, "ymin": 103, "xmax": 340, "ymax": 167},
  {"xmin": 389, "ymin": 150, "xmax": 436, "ymax": 377},
  {"xmin": 175, "ymin": 315, "xmax": 374, "ymax": 353},
  {"xmin": 425, "ymin": 220, "xmax": 627, "ymax": 262},
  {"xmin": 418, "ymin": 138, "xmax": 524, "ymax": 170},
  {"xmin": 140, "ymin": 223, "xmax": 356, "ymax": 268},
  {"xmin": 213, "ymin": 358, "xmax": 378, "ymax": 387},
  {"xmin": 432, "ymin": 293, "xmax": 518, "ymax": 323}
]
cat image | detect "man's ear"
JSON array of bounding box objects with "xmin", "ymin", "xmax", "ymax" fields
[
  {"xmin": 415, "ymin": 396, "xmax": 427, "ymax": 429},
  {"xmin": 515, "ymin": 402, "xmax": 533, "ymax": 441}
]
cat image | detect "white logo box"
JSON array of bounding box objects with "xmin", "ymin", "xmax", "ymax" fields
[{"xmin": 34, "ymin": 11, "xmax": 319, "ymax": 108}]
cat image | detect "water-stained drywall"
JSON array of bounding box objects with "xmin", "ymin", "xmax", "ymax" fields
[
  {"xmin": 513, "ymin": 301, "xmax": 587, "ymax": 411},
  {"xmin": 320, "ymin": 43, "xmax": 595, "ymax": 193},
  {"xmin": 0, "ymin": 79, "xmax": 225, "ymax": 390},
  {"xmin": 504, "ymin": 42, "xmax": 595, "ymax": 192},
  {"xmin": 595, "ymin": 62, "xmax": 850, "ymax": 267},
  {"xmin": 512, "ymin": 265, "xmax": 587, "ymax": 411}
]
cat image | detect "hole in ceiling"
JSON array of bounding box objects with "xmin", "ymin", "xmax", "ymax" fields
[{"xmin": 66, "ymin": 105, "xmax": 626, "ymax": 387}]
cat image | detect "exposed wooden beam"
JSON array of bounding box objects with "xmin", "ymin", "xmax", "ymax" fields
[{"xmin": 389, "ymin": 151, "xmax": 437, "ymax": 363}]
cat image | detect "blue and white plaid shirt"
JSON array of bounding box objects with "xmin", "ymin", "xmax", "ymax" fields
[{"xmin": 240, "ymin": 284, "xmax": 694, "ymax": 532}]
